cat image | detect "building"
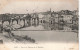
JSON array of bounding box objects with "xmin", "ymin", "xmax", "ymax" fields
[
  {"xmin": 59, "ymin": 10, "xmax": 73, "ymax": 15},
  {"xmin": 51, "ymin": 12, "xmax": 59, "ymax": 24},
  {"xmin": 61, "ymin": 15, "xmax": 73, "ymax": 24},
  {"xmin": 72, "ymin": 10, "xmax": 79, "ymax": 30},
  {"xmin": 38, "ymin": 13, "xmax": 45, "ymax": 24},
  {"xmin": 41, "ymin": 11, "xmax": 52, "ymax": 23},
  {"xmin": 72, "ymin": 15, "xmax": 78, "ymax": 25},
  {"xmin": 49, "ymin": 17, "xmax": 54, "ymax": 24},
  {"xmin": 42, "ymin": 14, "xmax": 51, "ymax": 23}
]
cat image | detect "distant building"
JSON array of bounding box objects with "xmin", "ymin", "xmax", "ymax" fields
[
  {"xmin": 38, "ymin": 13, "xmax": 45, "ymax": 24},
  {"xmin": 61, "ymin": 15, "xmax": 73, "ymax": 24},
  {"xmin": 72, "ymin": 9, "xmax": 79, "ymax": 30},
  {"xmin": 72, "ymin": 10, "xmax": 78, "ymax": 15},
  {"xmin": 38, "ymin": 13, "xmax": 44, "ymax": 18},
  {"xmin": 72, "ymin": 9, "xmax": 78, "ymax": 25},
  {"xmin": 42, "ymin": 11, "xmax": 52, "ymax": 23},
  {"xmin": 49, "ymin": 17, "xmax": 54, "ymax": 24},
  {"xmin": 59, "ymin": 10, "xmax": 73, "ymax": 15},
  {"xmin": 72, "ymin": 16, "xmax": 78, "ymax": 30},
  {"xmin": 51, "ymin": 12, "xmax": 59, "ymax": 24},
  {"xmin": 58, "ymin": 15, "xmax": 64, "ymax": 24},
  {"xmin": 72, "ymin": 15, "xmax": 78, "ymax": 25},
  {"xmin": 43, "ymin": 14, "xmax": 51, "ymax": 22}
]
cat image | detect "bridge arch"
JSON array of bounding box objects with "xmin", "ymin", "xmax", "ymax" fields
[
  {"xmin": 2, "ymin": 21, "xmax": 10, "ymax": 26},
  {"xmin": 19, "ymin": 19, "xmax": 25, "ymax": 27},
  {"xmin": 12, "ymin": 19, "xmax": 18, "ymax": 25}
]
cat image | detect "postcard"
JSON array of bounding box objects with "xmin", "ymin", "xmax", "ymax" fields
[{"xmin": 0, "ymin": 0, "xmax": 79, "ymax": 50}]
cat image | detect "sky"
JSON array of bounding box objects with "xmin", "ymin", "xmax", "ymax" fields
[{"xmin": 0, "ymin": 0, "xmax": 78, "ymax": 14}]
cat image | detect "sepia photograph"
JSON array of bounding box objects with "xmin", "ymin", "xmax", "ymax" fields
[{"xmin": 0, "ymin": 0, "xmax": 79, "ymax": 50}]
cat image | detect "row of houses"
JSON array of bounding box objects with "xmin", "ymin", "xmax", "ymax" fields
[{"xmin": 38, "ymin": 9, "xmax": 78, "ymax": 30}]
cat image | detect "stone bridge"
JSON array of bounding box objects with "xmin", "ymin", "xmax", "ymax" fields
[{"xmin": 0, "ymin": 13, "xmax": 39, "ymax": 28}]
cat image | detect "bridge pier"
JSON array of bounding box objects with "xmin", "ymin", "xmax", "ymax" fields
[
  {"xmin": 30, "ymin": 18, "xmax": 33, "ymax": 26},
  {"xmin": 18, "ymin": 19, "xmax": 20, "ymax": 25},
  {"xmin": 33, "ymin": 18, "xmax": 35, "ymax": 24},
  {"xmin": 35, "ymin": 18, "xmax": 38, "ymax": 25},
  {"xmin": 1, "ymin": 20, "xmax": 3, "ymax": 25},
  {"xmin": 41, "ymin": 20, "xmax": 44, "ymax": 23},
  {"xmin": 24, "ymin": 19, "xmax": 28, "ymax": 27},
  {"xmin": 30, "ymin": 18, "xmax": 39, "ymax": 25},
  {"xmin": 23, "ymin": 19, "xmax": 27, "ymax": 27},
  {"xmin": 8, "ymin": 20, "xmax": 11, "ymax": 25},
  {"xmin": 16, "ymin": 20, "xmax": 18, "ymax": 24},
  {"xmin": 10, "ymin": 19, "xmax": 12, "ymax": 25}
]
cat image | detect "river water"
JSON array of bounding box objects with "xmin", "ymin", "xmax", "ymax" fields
[{"xmin": 17, "ymin": 22, "xmax": 73, "ymax": 31}]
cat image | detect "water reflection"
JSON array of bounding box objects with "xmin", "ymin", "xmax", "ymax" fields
[{"xmin": 42, "ymin": 23, "xmax": 71, "ymax": 30}]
